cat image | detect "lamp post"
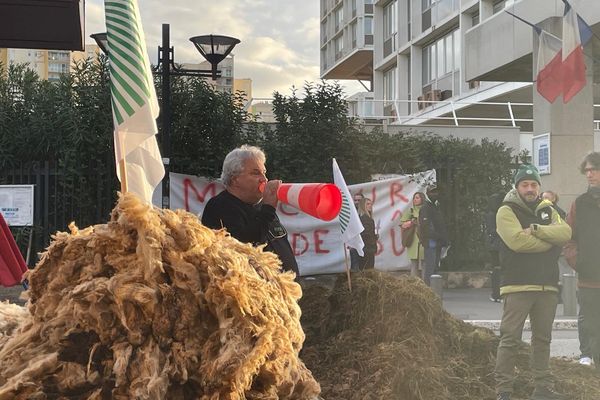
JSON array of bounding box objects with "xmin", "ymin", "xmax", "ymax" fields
[{"xmin": 92, "ymin": 23, "xmax": 240, "ymax": 209}]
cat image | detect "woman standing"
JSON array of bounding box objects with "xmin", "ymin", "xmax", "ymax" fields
[
  {"xmin": 357, "ymin": 197, "xmax": 378, "ymax": 270},
  {"xmin": 400, "ymin": 192, "xmax": 425, "ymax": 277}
]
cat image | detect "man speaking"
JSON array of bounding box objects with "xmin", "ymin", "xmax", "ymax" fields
[{"xmin": 201, "ymin": 145, "xmax": 298, "ymax": 274}]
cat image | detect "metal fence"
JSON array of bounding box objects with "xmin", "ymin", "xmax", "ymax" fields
[{"xmin": 0, "ymin": 161, "xmax": 117, "ymax": 266}]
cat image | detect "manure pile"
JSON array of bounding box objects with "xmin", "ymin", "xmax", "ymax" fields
[
  {"xmin": 299, "ymin": 272, "xmax": 600, "ymax": 400},
  {"xmin": 0, "ymin": 193, "xmax": 320, "ymax": 400}
]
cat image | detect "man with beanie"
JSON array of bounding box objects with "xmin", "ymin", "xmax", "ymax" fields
[
  {"xmin": 494, "ymin": 165, "xmax": 571, "ymax": 400},
  {"xmin": 567, "ymin": 152, "xmax": 600, "ymax": 372}
]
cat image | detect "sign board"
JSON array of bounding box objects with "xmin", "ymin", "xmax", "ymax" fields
[
  {"xmin": 532, "ymin": 133, "xmax": 551, "ymax": 175},
  {"xmin": 0, "ymin": 185, "xmax": 35, "ymax": 226}
]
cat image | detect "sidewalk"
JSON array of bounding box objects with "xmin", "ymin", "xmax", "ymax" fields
[{"xmin": 442, "ymin": 287, "xmax": 578, "ymax": 330}]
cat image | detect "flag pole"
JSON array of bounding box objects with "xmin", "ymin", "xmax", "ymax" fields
[
  {"xmin": 117, "ymin": 133, "xmax": 128, "ymax": 193},
  {"xmin": 343, "ymin": 245, "xmax": 352, "ymax": 292}
]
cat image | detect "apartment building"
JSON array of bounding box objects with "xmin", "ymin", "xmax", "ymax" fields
[
  {"xmin": 320, "ymin": 0, "xmax": 375, "ymax": 84},
  {"xmin": 322, "ymin": 0, "xmax": 600, "ymax": 205},
  {"xmin": 183, "ymin": 56, "xmax": 235, "ymax": 94},
  {"xmin": 0, "ymin": 45, "xmax": 100, "ymax": 81}
]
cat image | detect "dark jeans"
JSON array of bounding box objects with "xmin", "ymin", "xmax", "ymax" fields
[
  {"xmin": 349, "ymin": 248, "xmax": 360, "ymax": 271},
  {"xmin": 578, "ymin": 288, "xmax": 600, "ymax": 366},
  {"xmin": 491, "ymin": 266, "xmax": 502, "ymax": 301},
  {"xmin": 423, "ymin": 241, "xmax": 441, "ymax": 286},
  {"xmin": 358, "ymin": 251, "xmax": 375, "ymax": 271}
]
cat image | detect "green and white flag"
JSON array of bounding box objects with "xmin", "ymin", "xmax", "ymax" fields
[
  {"xmin": 105, "ymin": 0, "xmax": 164, "ymax": 203},
  {"xmin": 332, "ymin": 158, "xmax": 364, "ymax": 256}
]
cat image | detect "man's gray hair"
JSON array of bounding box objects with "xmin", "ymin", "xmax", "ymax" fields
[{"xmin": 221, "ymin": 145, "xmax": 266, "ymax": 187}]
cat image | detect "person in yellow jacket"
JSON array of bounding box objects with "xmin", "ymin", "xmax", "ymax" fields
[
  {"xmin": 494, "ymin": 165, "xmax": 571, "ymax": 400},
  {"xmin": 400, "ymin": 192, "xmax": 426, "ymax": 277}
]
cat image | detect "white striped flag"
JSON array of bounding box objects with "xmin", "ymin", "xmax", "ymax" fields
[
  {"xmin": 332, "ymin": 158, "xmax": 364, "ymax": 256},
  {"xmin": 104, "ymin": 0, "xmax": 164, "ymax": 203}
]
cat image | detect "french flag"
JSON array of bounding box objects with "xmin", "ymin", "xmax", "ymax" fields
[
  {"xmin": 535, "ymin": 28, "xmax": 563, "ymax": 103},
  {"xmin": 561, "ymin": 0, "xmax": 592, "ymax": 103}
]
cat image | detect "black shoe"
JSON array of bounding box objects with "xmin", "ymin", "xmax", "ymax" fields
[
  {"xmin": 530, "ymin": 386, "xmax": 568, "ymax": 400},
  {"xmin": 497, "ymin": 392, "xmax": 511, "ymax": 400}
]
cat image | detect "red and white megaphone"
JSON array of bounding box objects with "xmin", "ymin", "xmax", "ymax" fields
[{"xmin": 260, "ymin": 182, "xmax": 342, "ymax": 221}]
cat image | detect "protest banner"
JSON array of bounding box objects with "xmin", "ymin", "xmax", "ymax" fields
[{"xmin": 169, "ymin": 171, "xmax": 435, "ymax": 275}]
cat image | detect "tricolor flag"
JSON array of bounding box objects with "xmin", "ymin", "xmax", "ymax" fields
[
  {"xmin": 332, "ymin": 159, "xmax": 364, "ymax": 256},
  {"xmin": 535, "ymin": 28, "xmax": 564, "ymax": 103},
  {"xmin": 104, "ymin": 0, "xmax": 164, "ymax": 203},
  {"xmin": 561, "ymin": 0, "xmax": 592, "ymax": 103}
]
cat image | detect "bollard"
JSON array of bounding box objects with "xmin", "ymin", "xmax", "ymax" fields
[
  {"xmin": 430, "ymin": 274, "xmax": 443, "ymax": 300},
  {"xmin": 562, "ymin": 273, "xmax": 577, "ymax": 317}
]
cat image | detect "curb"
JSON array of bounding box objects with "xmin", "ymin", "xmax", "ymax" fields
[{"xmin": 466, "ymin": 319, "xmax": 578, "ymax": 331}]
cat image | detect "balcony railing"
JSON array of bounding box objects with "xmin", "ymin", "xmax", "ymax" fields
[{"xmin": 244, "ymin": 97, "xmax": 600, "ymax": 130}]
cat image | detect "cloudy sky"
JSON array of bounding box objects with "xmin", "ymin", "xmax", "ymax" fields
[{"xmin": 86, "ymin": 0, "xmax": 363, "ymax": 98}]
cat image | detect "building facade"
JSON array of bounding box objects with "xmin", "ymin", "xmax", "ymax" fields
[{"xmin": 0, "ymin": 45, "xmax": 100, "ymax": 81}]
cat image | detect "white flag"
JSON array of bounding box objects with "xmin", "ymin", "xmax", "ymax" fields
[
  {"xmin": 105, "ymin": 0, "xmax": 164, "ymax": 203},
  {"xmin": 332, "ymin": 158, "xmax": 364, "ymax": 256}
]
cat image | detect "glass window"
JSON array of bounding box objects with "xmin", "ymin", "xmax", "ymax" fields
[
  {"xmin": 335, "ymin": 36, "xmax": 343, "ymax": 53},
  {"xmin": 383, "ymin": 1, "xmax": 397, "ymax": 40},
  {"xmin": 492, "ymin": 0, "xmax": 506, "ymax": 14},
  {"xmin": 445, "ymin": 34, "xmax": 453, "ymax": 73},
  {"xmin": 453, "ymin": 30, "xmax": 460, "ymax": 72},
  {"xmin": 351, "ymin": 22, "xmax": 357, "ymax": 47},
  {"xmin": 422, "ymin": 44, "xmax": 432, "ymax": 84},
  {"xmin": 384, "ymin": 67, "xmax": 396, "ymax": 103},
  {"xmin": 422, "ymin": 0, "xmax": 432, "ymax": 11},
  {"xmin": 335, "ymin": 6, "xmax": 344, "ymax": 29},
  {"xmin": 471, "ymin": 12, "xmax": 479, "ymax": 26},
  {"xmin": 436, "ymin": 37, "xmax": 444, "ymax": 77},
  {"xmin": 364, "ymin": 16, "xmax": 373, "ymax": 35}
]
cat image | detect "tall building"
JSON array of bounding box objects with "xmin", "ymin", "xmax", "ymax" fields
[
  {"xmin": 320, "ymin": 0, "xmax": 374, "ymax": 85},
  {"xmin": 321, "ymin": 0, "xmax": 600, "ymax": 205},
  {"xmin": 0, "ymin": 45, "xmax": 100, "ymax": 81}
]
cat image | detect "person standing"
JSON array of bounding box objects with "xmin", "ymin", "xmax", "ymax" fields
[
  {"xmin": 541, "ymin": 190, "xmax": 567, "ymax": 219},
  {"xmin": 485, "ymin": 192, "xmax": 505, "ymax": 302},
  {"xmin": 418, "ymin": 187, "xmax": 448, "ymax": 286},
  {"xmin": 494, "ymin": 165, "xmax": 571, "ymax": 400},
  {"xmin": 567, "ymin": 152, "xmax": 600, "ymax": 371},
  {"xmin": 201, "ymin": 145, "xmax": 298, "ymax": 274},
  {"xmin": 356, "ymin": 197, "xmax": 377, "ymax": 270},
  {"xmin": 400, "ymin": 192, "xmax": 426, "ymax": 277}
]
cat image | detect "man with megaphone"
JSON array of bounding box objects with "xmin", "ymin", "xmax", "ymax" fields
[{"xmin": 201, "ymin": 145, "xmax": 299, "ymax": 275}]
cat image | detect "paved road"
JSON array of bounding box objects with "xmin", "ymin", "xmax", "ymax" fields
[{"xmin": 442, "ymin": 288, "xmax": 581, "ymax": 359}]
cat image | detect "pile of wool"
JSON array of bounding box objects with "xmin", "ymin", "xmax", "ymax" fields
[
  {"xmin": 0, "ymin": 193, "xmax": 320, "ymax": 400},
  {"xmin": 0, "ymin": 301, "xmax": 28, "ymax": 346}
]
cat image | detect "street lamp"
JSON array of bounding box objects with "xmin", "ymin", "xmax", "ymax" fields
[{"xmin": 92, "ymin": 23, "xmax": 240, "ymax": 209}]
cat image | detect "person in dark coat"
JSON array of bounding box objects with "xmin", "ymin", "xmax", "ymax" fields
[
  {"xmin": 201, "ymin": 145, "xmax": 298, "ymax": 275},
  {"xmin": 418, "ymin": 187, "xmax": 448, "ymax": 286},
  {"xmin": 357, "ymin": 197, "xmax": 378, "ymax": 270}
]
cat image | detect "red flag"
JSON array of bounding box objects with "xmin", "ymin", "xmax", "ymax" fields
[{"xmin": 0, "ymin": 213, "xmax": 28, "ymax": 286}]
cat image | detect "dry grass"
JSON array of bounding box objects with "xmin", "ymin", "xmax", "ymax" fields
[{"xmin": 300, "ymin": 271, "xmax": 600, "ymax": 400}]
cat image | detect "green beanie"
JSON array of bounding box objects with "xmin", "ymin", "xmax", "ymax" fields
[{"xmin": 513, "ymin": 164, "xmax": 541, "ymax": 186}]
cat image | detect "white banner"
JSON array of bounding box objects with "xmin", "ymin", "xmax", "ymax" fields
[
  {"xmin": 0, "ymin": 185, "xmax": 34, "ymax": 226},
  {"xmin": 169, "ymin": 171, "xmax": 435, "ymax": 276}
]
